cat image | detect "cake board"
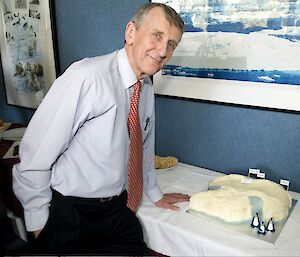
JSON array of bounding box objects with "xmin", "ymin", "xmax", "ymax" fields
[{"xmin": 187, "ymin": 199, "xmax": 297, "ymax": 244}]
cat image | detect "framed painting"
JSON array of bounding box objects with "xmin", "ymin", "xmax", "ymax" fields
[
  {"xmin": 153, "ymin": 0, "xmax": 300, "ymax": 112},
  {"xmin": 0, "ymin": 0, "xmax": 57, "ymax": 109}
]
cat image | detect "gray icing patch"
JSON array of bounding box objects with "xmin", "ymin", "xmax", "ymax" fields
[
  {"xmin": 208, "ymin": 185, "xmax": 221, "ymax": 190},
  {"xmin": 249, "ymin": 196, "xmax": 264, "ymax": 219}
]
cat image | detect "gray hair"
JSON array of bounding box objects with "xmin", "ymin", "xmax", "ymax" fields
[{"xmin": 131, "ymin": 3, "xmax": 185, "ymax": 36}]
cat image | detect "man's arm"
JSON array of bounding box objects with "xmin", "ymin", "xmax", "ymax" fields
[
  {"xmin": 12, "ymin": 68, "xmax": 95, "ymax": 232},
  {"xmin": 142, "ymin": 94, "xmax": 189, "ymax": 210}
]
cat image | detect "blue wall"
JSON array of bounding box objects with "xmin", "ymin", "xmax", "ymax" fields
[
  {"xmin": 54, "ymin": 0, "xmax": 146, "ymax": 72},
  {"xmin": 0, "ymin": 0, "xmax": 299, "ymax": 192},
  {"xmin": 155, "ymin": 97, "xmax": 300, "ymax": 192}
]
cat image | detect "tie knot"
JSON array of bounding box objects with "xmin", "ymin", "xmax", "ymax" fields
[{"xmin": 133, "ymin": 80, "xmax": 141, "ymax": 92}]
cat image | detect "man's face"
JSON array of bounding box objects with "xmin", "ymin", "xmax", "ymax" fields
[{"xmin": 125, "ymin": 7, "xmax": 182, "ymax": 80}]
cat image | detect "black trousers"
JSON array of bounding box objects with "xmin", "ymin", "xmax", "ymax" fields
[{"xmin": 31, "ymin": 189, "xmax": 149, "ymax": 255}]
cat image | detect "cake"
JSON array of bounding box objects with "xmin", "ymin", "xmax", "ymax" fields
[{"xmin": 189, "ymin": 174, "xmax": 292, "ymax": 223}]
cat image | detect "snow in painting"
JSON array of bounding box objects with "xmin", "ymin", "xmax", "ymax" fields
[{"xmin": 155, "ymin": 0, "xmax": 300, "ymax": 86}]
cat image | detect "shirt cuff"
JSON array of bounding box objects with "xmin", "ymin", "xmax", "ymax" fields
[
  {"xmin": 146, "ymin": 186, "xmax": 164, "ymax": 203},
  {"xmin": 24, "ymin": 208, "xmax": 49, "ymax": 232}
]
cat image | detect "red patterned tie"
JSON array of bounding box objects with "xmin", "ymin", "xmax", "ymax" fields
[{"xmin": 127, "ymin": 81, "xmax": 143, "ymax": 212}]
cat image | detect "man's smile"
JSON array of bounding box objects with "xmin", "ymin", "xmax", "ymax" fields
[{"xmin": 147, "ymin": 54, "xmax": 162, "ymax": 64}]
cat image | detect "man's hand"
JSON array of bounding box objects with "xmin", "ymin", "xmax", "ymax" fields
[
  {"xmin": 33, "ymin": 230, "xmax": 41, "ymax": 238},
  {"xmin": 155, "ymin": 193, "xmax": 190, "ymax": 210}
]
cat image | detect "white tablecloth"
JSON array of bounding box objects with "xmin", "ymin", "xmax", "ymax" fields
[{"xmin": 137, "ymin": 163, "xmax": 300, "ymax": 256}]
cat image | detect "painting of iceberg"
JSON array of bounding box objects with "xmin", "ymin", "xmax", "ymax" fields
[{"xmin": 155, "ymin": 0, "xmax": 300, "ymax": 86}]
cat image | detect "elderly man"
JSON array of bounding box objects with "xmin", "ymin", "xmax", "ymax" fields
[{"xmin": 13, "ymin": 2, "xmax": 189, "ymax": 255}]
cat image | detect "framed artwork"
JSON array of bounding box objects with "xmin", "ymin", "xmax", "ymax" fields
[
  {"xmin": 153, "ymin": 0, "xmax": 300, "ymax": 112},
  {"xmin": 0, "ymin": 0, "xmax": 57, "ymax": 109}
]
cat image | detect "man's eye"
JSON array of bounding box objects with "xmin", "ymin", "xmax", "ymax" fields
[
  {"xmin": 168, "ymin": 42, "xmax": 176, "ymax": 50},
  {"xmin": 154, "ymin": 34, "xmax": 161, "ymax": 40}
]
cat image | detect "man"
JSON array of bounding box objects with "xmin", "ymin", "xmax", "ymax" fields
[{"xmin": 12, "ymin": 2, "xmax": 189, "ymax": 255}]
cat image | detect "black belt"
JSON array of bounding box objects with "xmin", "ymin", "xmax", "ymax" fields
[
  {"xmin": 94, "ymin": 191, "xmax": 126, "ymax": 202},
  {"xmin": 52, "ymin": 189, "xmax": 125, "ymax": 204},
  {"xmin": 98, "ymin": 195, "xmax": 117, "ymax": 202}
]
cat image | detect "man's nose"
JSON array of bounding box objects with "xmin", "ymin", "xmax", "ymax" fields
[{"xmin": 157, "ymin": 42, "xmax": 168, "ymax": 59}]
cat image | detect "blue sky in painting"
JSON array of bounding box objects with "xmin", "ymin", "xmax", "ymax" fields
[{"xmin": 156, "ymin": 0, "xmax": 300, "ymax": 86}]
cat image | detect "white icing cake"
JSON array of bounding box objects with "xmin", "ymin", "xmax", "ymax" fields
[{"xmin": 189, "ymin": 174, "xmax": 292, "ymax": 223}]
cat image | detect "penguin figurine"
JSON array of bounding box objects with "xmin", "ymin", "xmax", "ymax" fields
[
  {"xmin": 251, "ymin": 213, "xmax": 260, "ymax": 228},
  {"xmin": 257, "ymin": 221, "xmax": 266, "ymax": 235},
  {"xmin": 266, "ymin": 218, "xmax": 275, "ymax": 232}
]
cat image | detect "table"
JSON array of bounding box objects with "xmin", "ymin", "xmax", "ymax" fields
[{"xmin": 137, "ymin": 163, "xmax": 300, "ymax": 256}]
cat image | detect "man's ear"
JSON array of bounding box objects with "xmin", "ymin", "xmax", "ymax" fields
[{"xmin": 125, "ymin": 21, "xmax": 136, "ymax": 45}]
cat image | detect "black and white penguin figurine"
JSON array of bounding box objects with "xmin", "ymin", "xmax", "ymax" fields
[
  {"xmin": 257, "ymin": 221, "xmax": 266, "ymax": 235},
  {"xmin": 266, "ymin": 218, "xmax": 275, "ymax": 232},
  {"xmin": 251, "ymin": 213, "xmax": 260, "ymax": 228}
]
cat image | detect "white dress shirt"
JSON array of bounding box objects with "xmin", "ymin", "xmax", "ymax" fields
[{"xmin": 12, "ymin": 48, "xmax": 163, "ymax": 231}]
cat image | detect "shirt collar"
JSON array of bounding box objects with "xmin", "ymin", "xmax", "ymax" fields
[{"xmin": 117, "ymin": 47, "xmax": 142, "ymax": 89}]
